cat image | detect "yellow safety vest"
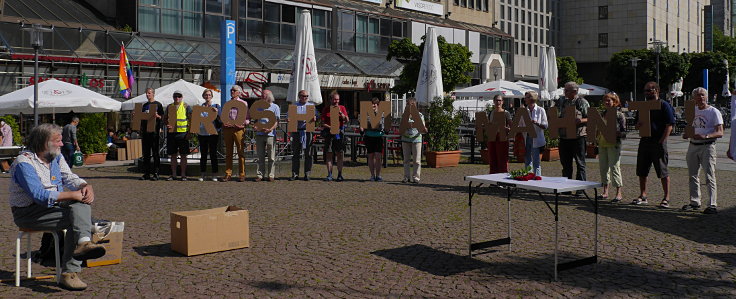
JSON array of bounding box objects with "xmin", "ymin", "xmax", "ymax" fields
[{"xmin": 176, "ymin": 103, "xmax": 188, "ymax": 133}]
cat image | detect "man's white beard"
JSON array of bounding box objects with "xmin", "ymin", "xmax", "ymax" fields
[{"xmin": 45, "ymin": 142, "xmax": 61, "ymax": 161}]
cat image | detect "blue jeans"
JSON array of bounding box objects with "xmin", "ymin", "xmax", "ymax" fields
[
  {"xmin": 524, "ymin": 135, "xmax": 542, "ymax": 176},
  {"xmin": 62, "ymin": 143, "xmax": 75, "ymax": 169}
]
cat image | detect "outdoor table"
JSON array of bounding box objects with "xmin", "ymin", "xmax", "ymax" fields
[{"xmin": 463, "ymin": 173, "xmax": 602, "ymax": 280}]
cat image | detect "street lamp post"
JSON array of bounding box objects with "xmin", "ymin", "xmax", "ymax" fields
[
  {"xmin": 22, "ymin": 24, "xmax": 53, "ymax": 127},
  {"xmin": 649, "ymin": 39, "xmax": 666, "ymax": 87},
  {"xmin": 630, "ymin": 57, "xmax": 640, "ymax": 101}
]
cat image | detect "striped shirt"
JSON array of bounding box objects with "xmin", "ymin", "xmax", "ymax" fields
[{"xmin": 9, "ymin": 151, "xmax": 87, "ymax": 208}]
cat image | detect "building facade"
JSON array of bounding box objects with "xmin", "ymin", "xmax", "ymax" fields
[
  {"xmin": 712, "ymin": 0, "xmax": 732, "ymax": 37},
  {"xmin": 558, "ymin": 0, "xmax": 710, "ymax": 85},
  {"xmin": 494, "ymin": 0, "xmax": 556, "ymax": 80}
]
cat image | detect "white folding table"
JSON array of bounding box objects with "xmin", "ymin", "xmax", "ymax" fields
[{"xmin": 464, "ymin": 173, "xmax": 602, "ymax": 280}]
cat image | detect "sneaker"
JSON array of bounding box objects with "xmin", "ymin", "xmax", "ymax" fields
[
  {"xmin": 198, "ymin": 176, "xmax": 205, "ymax": 182},
  {"xmin": 703, "ymin": 207, "xmax": 718, "ymax": 214},
  {"xmin": 631, "ymin": 197, "xmax": 648, "ymax": 205},
  {"xmin": 151, "ymin": 174, "xmax": 159, "ymax": 181},
  {"xmin": 611, "ymin": 197, "xmax": 623, "ymax": 203},
  {"xmin": 402, "ymin": 177, "xmax": 410, "ymax": 183},
  {"xmin": 368, "ymin": 176, "xmax": 376, "ymax": 182},
  {"xmin": 140, "ymin": 174, "xmax": 150, "ymax": 181},
  {"xmin": 72, "ymin": 241, "xmax": 106, "ymax": 261},
  {"xmin": 289, "ymin": 175, "xmax": 298, "ymax": 181},
  {"xmin": 375, "ymin": 176, "xmax": 384, "ymax": 182},
  {"xmin": 59, "ymin": 272, "xmax": 87, "ymax": 291},
  {"xmin": 336, "ymin": 175, "xmax": 344, "ymax": 182},
  {"xmin": 303, "ymin": 175, "xmax": 310, "ymax": 181},
  {"xmin": 324, "ymin": 175, "xmax": 333, "ymax": 182},
  {"xmin": 681, "ymin": 204, "xmax": 701, "ymax": 211},
  {"xmin": 211, "ymin": 176, "xmax": 218, "ymax": 182},
  {"xmin": 166, "ymin": 176, "xmax": 177, "ymax": 181},
  {"xmin": 412, "ymin": 177, "xmax": 420, "ymax": 184},
  {"xmin": 180, "ymin": 177, "xmax": 188, "ymax": 181}
]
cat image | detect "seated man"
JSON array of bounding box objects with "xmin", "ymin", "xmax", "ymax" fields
[{"xmin": 8, "ymin": 123, "xmax": 105, "ymax": 291}]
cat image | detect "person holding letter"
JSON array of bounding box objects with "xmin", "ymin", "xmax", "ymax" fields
[
  {"xmin": 221, "ymin": 85, "xmax": 250, "ymax": 182},
  {"xmin": 321, "ymin": 91, "xmax": 349, "ymax": 182},
  {"xmin": 632, "ymin": 82, "xmax": 675, "ymax": 206},
  {"xmin": 253, "ymin": 90, "xmax": 280, "ymax": 182},
  {"xmin": 401, "ymin": 97, "xmax": 426, "ymax": 184},
  {"xmin": 138, "ymin": 88, "xmax": 164, "ymax": 181},
  {"xmin": 522, "ymin": 91, "xmax": 547, "ymax": 176},
  {"xmin": 363, "ymin": 97, "xmax": 386, "ymax": 182},
  {"xmin": 597, "ymin": 92, "xmax": 627, "ymax": 202},
  {"xmin": 289, "ymin": 90, "xmax": 317, "ymax": 181},
  {"xmin": 557, "ymin": 82, "xmax": 590, "ymax": 182},
  {"xmin": 682, "ymin": 87, "xmax": 723, "ymax": 214},
  {"xmin": 487, "ymin": 94, "xmax": 512, "ymax": 174},
  {"xmin": 197, "ymin": 89, "xmax": 220, "ymax": 181},
  {"xmin": 165, "ymin": 90, "xmax": 192, "ymax": 181}
]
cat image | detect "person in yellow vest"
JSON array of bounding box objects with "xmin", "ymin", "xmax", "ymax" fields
[{"xmin": 164, "ymin": 90, "xmax": 193, "ymax": 181}]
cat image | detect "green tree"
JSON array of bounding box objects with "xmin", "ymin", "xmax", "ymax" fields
[
  {"xmin": 714, "ymin": 28, "xmax": 736, "ymax": 59},
  {"xmin": 387, "ymin": 36, "xmax": 474, "ymax": 94},
  {"xmin": 556, "ymin": 56, "xmax": 583, "ymax": 87},
  {"xmin": 607, "ymin": 48, "xmax": 689, "ymax": 96},
  {"xmin": 682, "ymin": 51, "xmax": 733, "ymax": 102},
  {"xmin": 77, "ymin": 113, "xmax": 108, "ymax": 154}
]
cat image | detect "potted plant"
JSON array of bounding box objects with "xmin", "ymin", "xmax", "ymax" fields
[
  {"xmin": 77, "ymin": 113, "xmax": 109, "ymax": 165},
  {"xmin": 426, "ymin": 96, "xmax": 463, "ymax": 168},
  {"xmin": 541, "ymin": 129, "xmax": 560, "ymax": 161}
]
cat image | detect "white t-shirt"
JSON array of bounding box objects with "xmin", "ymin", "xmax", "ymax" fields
[{"xmin": 692, "ymin": 105, "xmax": 723, "ymax": 137}]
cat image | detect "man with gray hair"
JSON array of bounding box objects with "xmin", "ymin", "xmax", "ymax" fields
[
  {"xmin": 682, "ymin": 87, "xmax": 723, "ymax": 214},
  {"xmin": 254, "ymin": 89, "xmax": 280, "ymax": 182},
  {"xmin": 62, "ymin": 117, "xmax": 80, "ymax": 168},
  {"xmin": 290, "ymin": 89, "xmax": 317, "ymax": 181},
  {"xmin": 557, "ymin": 81, "xmax": 589, "ymax": 182},
  {"xmin": 9, "ymin": 124, "xmax": 105, "ymax": 290}
]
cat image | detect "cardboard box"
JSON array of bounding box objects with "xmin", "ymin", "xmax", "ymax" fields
[
  {"xmin": 170, "ymin": 206, "xmax": 249, "ymax": 256},
  {"xmin": 85, "ymin": 222, "xmax": 124, "ymax": 267}
]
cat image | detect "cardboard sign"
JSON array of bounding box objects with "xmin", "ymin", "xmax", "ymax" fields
[
  {"xmin": 359, "ymin": 101, "xmax": 391, "ymax": 129},
  {"xmin": 131, "ymin": 103, "xmax": 156, "ymax": 133},
  {"xmin": 166, "ymin": 104, "xmax": 178, "ymax": 133},
  {"xmin": 586, "ymin": 107, "xmax": 618, "ymax": 144},
  {"xmin": 249, "ymin": 99, "xmax": 277, "ymax": 131},
  {"xmin": 509, "ymin": 107, "xmax": 536, "ymax": 138},
  {"xmin": 330, "ymin": 106, "xmax": 340, "ymax": 134},
  {"xmin": 221, "ymin": 99, "xmax": 248, "ymax": 126},
  {"xmin": 190, "ymin": 106, "xmax": 218, "ymax": 135},
  {"xmin": 683, "ymin": 100, "xmax": 695, "ymax": 139},
  {"xmin": 287, "ymin": 104, "xmax": 316, "ymax": 133},
  {"xmin": 474, "ymin": 111, "xmax": 509, "ymax": 142},
  {"xmin": 85, "ymin": 222, "xmax": 124, "ymax": 267},
  {"xmin": 399, "ymin": 104, "xmax": 426, "ymax": 135},
  {"xmin": 628, "ymin": 100, "xmax": 661, "ymax": 137},
  {"xmin": 547, "ymin": 106, "xmax": 578, "ymax": 139}
]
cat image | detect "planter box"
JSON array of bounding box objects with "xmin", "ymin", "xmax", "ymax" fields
[
  {"xmin": 541, "ymin": 147, "xmax": 559, "ymax": 161},
  {"xmin": 83, "ymin": 153, "xmax": 107, "ymax": 165},
  {"xmin": 426, "ymin": 150, "xmax": 461, "ymax": 168}
]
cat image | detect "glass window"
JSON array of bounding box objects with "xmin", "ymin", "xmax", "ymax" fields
[
  {"xmin": 356, "ymin": 15, "xmax": 367, "ymax": 34},
  {"xmin": 598, "ymin": 33, "xmax": 608, "ymax": 48},
  {"xmin": 313, "ymin": 28, "xmax": 328, "ymax": 49},
  {"xmin": 248, "ymin": 0, "xmax": 262, "ymax": 18},
  {"xmin": 182, "ymin": 12, "xmax": 202, "ymax": 36},
  {"xmin": 392, "ymin": 21, "xmax": 402, "ymax": 37},
  {"xmin": 265, "ymin": 22, "xmax": 279, "ymax": 44},
  {"xmin": 280, "ymin": 24, "xmax": 295, "ymax": 45},
  {"xmin": 341, "ymin": 31, "xmax": 355, "ymax": 51},
  {"xmin": 282, "ymin": 5, "xmax": 295, "ymax": 23},
  {"xmin": 163, "ymin": 0, "xmax": 181, "ymax": 9},
  {"xmin": 599, "ymin": 6, "xmax": 608, "ymax": 19},
  {"xmin": 247, "ymin": 20, "xmax": 263, "ymax": 42},
  {"xmin": 368, "ymin": 17, "xmax": 379, "ymax": 34},
  {"xmin": 141, "ymin": 0, "xmax": 158, "ymax": 5},
  {"xmin": 206, "ymin": 0, "xmax": 222, "ymax": 13},
  {"xmin": 162, "ymin": 9, "xmax": 182, "ymax": 35},
  {"xmin": 205, "ymin": 14, "xmax": 223, "ymax": 38},
  {"xmin": 183, "ymin": 0, "xmax": 202, "ymax": 12},
  {"xmin": 368, "ymin": 35, "xmax": 380, "ymax": 53},
  {"xmin": 223, "ymin": 0, "xmax": 231, "ymax": 15},
  {"xmin": 313, "ymin": 10, "xmax": 327, "ymax": 27},
  {"xmin": 139, "ymin": 7, "xmax": 161, "ymax": 33},
  {"xmin": 264, "ymin": 2, "xmax": 279, "ymax": 21},
  {"xmin": 239, "ymin": 0, "xmax": 246, "ymax": 17},
  {"xmin": 341, "ymin": 12, "xmax": 355, "ymax": 32},
  {"xmin": 380, "ymin": 19, "xmax": 391, "ymax": 36},
  {"xmin": 356, "ymin": 33, "xmax": 366, "ymax": 52}
]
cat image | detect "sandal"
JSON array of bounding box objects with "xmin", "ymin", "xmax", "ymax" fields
[
  {"xmin": 631, "ymin": 196, "xmax": 648, "ymax": 205},
  {"xmin": 658, "ymin": 199, "xmax": 670, "ymax": 208},
  {"xmin": 611, "ymin": 197, "xmax": 623, "ymax": 203}
]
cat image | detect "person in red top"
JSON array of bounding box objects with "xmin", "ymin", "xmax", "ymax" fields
[{"xmin": 321, "ymin": 91, "xmax": 349, "ymax": 181}]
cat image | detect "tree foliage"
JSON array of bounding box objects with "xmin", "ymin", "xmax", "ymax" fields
[
  {"xmin": 556, "ymin": 56, "xmax": 583, "ymax": 87},
  {"xmin": 426, "ymin": 96, "xmax": 463, "ymax": 151},
  {"xmin": 681, "ymin": 51, "xmax": 732, "ymax": 95},
  {"xmin": 387, "ymin": 36, "xmax": 474, "ymax": 94},
  {"xmin": 0, "ymin": 115, "xmax": 22, "ymax": 146},
  {"xmin": 77, "ymin": 113, "xmax": 108, "ymax": 154},
  {"xmin": 607, "ymin": 48, "xmax": 689, "ymax": 95}
]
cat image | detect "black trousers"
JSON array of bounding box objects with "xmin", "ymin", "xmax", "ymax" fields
[
  {"xmin": 198, "ymin": 135, "xmax": 219, "ymax": 173},
  {"xmin": 141, "ymin": 132, "xmax": 160, "ymax": 175},
  {"xmin": 559, "ymin": 136, "xmax": 587, "ymax": 181}
]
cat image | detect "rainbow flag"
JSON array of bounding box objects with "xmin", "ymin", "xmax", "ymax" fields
[{"xmin": 118, "ymin": 43, "xmax": 135, "ymax": 98}]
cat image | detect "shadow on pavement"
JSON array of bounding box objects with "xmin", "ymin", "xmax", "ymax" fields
[
  {"xmin": 133, "ymin": 243, "xmax": 183, "ymax": 257},
  {"xmin": 371, "ymin": 244, "xmax": 492, "ymax": 276}
]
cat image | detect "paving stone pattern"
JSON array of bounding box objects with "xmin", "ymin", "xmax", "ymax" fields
[{"xmin": 0, "ymin": 161, "xmax": 734, "ymax": 298}]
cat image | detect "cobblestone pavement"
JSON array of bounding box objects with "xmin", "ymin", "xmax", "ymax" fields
[{"xmin": 0, "ymin": 159, "xmax": 734, "ymax": 298}]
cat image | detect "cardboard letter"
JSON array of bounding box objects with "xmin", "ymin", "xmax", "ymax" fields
[
  {"xmin": 359, "ymin": 101, "xmax": 392, "ymax": 129},
  {"xmin": 287, "ymin": 104, "xmax": 316, "ymax": 133},
  {"xmin": 683, "ymin": 99, "xmax": 695, "ymax": 138},
  {"xmin": 249, "ymin": 99, "xmax": 277, "ymax": 131},
  {"xmin": 628, "ymin": 100, "xmax": 661, "ymax": 137},
  {"xmin": 546, "ymin": 106, "xmax": 578, "ymax": 139},
  {"xmin": 399, "ymin": 104, "xmax": 427, "ymax": 135},
  {"xmin": 509, "ymin": 107, "xmax": 536, "ymax": 138},
  {"xmin": 166, "ymin": 104, "xmax": 178, "ymax": 133},
  {"xmin": 131, "ymin": 103, "xmax": 156, "ymax": 133},
  {"xmin": 475, "ymin": 111, "xmax": 489, "ymax": 142},
  {"xmin": 190, "ymin": 106, "xmax": 218, "ymax": 135},
  {"xmin": 586, "ymin": 107, "xmax": 617, "ymax": 144},
  {"xmin": 330, "ymin": 106, "xmax": 340, "ymax": 134},
  {"xmin": 485, "ymin": 111, "xmax": 508, "ymax": 142},
  {"xmin": 221, "ymin": 99, "xmax": 248, "ymax": 126}
]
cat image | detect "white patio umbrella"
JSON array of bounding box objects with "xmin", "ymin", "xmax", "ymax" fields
[
  {"xmin": 415, "ymin": 27, "xmax": 443, "ymax": 105},
  {"xmin": 120, "ymin": 79, "xmax": 221, "ymax": 110},
  {"xmin": 514, "ymin": 80, "xmax": 541, "ymax": 92},
  {"xmin": 0, "ymin": 78, "xmax": 121, "ymax": 114},
  {"xmin": 538, "ymin": 46, "xmax": 551, "ymax": 101},
  {"xmin": 452, "ymin": 80, "xmax": 527, "ymax": 98},
  {"xmin": 547, "ymin": 46, "xmax": 559, "ymax": 98},
  {"xmin": 551, "ymin": 86, "xmax": 590, "ymax": 98},
  {"xmin": 286, "ymin": 9, "xmax": 322, "ymax": 105},
  {"xmin": 452, "ymin": 99, "xmax": 490, "ymax": 121},
  {"xmin": 579, "ymin": 83, "xmax": 610, "ymax": 96}
]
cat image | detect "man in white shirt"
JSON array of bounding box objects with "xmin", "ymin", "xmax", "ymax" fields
[{"xmin": 682, "ymin": 87, "xmax": 723, "ymax": 214}]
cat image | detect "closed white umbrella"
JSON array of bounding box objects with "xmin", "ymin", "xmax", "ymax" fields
[
  {"xmin": 723, "ymin": 59, "xmax": 731, "ymax": 97},
  {"xmin": 0, "ymin": 78, "xmax": 121, "ymax": 114},
  {"xmin": 287, "ymin": 9, "xmax": 322, "ymax": 105},
  {"xmin": 120, "ymin": 79, "xmax": 221, "ymax": 110},
  {"xmin": 547, "ymin": 46, "xmax": 558, "ymax": 97},
  {"xmin": 538, "ymin": 46, "xmax": 551, "ymax": 101},
  {"xmin": 415, "ymin": 27, "xmax": 444, "ymax": 105}
]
